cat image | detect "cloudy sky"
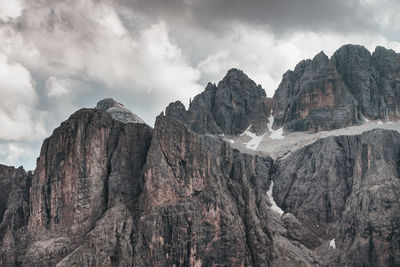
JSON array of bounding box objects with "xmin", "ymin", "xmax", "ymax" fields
[{"xmin": 1, "ymin": 0, "xmax": 400, "ymax": 169}]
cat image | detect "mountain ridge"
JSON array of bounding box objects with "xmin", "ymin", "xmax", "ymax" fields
[{"xmin": 1, "ymin": 44, "xmax": 400, "ymax": 266}]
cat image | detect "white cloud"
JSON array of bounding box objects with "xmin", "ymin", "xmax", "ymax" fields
[
  {"xmin": 5, "ymin": 144, "xmax": 24, "ymax": 164},
  {"xmin": 0, "ymin": 0, "xmax": 24, "ymax": 23},
  {"xmin": 190, "ymin": 24, "xmax": 400, "ymax": 97},
  {"xmin": 0, "ymin": 54, "xmax": 45, "ymax": 141},
  {"xmin": 198, "ymin": 50, "xmax": 239, "ymax": 76},
  {"xmin": 10, "ymin": 0, "xmax": 202, "ymax": 114},
  {"xmin": 46, "ymin": 77, "xmax": 69, "ymax": 98}
]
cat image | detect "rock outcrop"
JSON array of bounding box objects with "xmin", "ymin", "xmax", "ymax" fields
[
  {"xmin": 20, "ymin": 101, "xmax": 153, "ymax": 266},
  {"xmin": 166, "ymin": 68, "xmax": 273, "ymax": 135},
  {"xmin": 133, "ymin": 115, "xmax": 276, "ymax": 266},
  {"xmin": 272, "ymin": 51, "xmax": 359, "ymax": 132},
  {"xmin": 333, "ymin": 45, "xmax": 400, "ymax": 121},
  {"xmin": 273, "ymin": 45, "xmax": 400, "ymax": 133},
  {"xmin": 0, "ymin": 165, "xmax": 31, "ymax": 266},
  {"xmin": 272, "ymin": 129, "xmax": 400, "ymax": 266},
  {"xmin": 96, "ymin": 98, "xmax": 145, "ymax": 124}
]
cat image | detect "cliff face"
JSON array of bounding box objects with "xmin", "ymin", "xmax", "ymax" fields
[
  {"xmin": 273, "ymin": 45, "xmax": 400, "ymax": 133},
  {"xmin": 333, "ymin": 45, "xmax": 400, "ymax": 121},
  {"xmin": 166, "ymin": 68, "xmax": 273, "ymax": 135},
  {"xmin": 273, "ymin": 129, "xmax": 400, "ymax": 266},
  {"xmin": 272, "ymin": 51, "xmax": 359, "ymax": 132},
  {"xmin": 0, "ymin": 165, "xmax": 31, "ymax": 266},
  {"xmin": 22, "ymin": 106, "xmax": 153, "ymax": 266},
  {"xmin": 134, "ymin": 115, "xmax": 275, "ymax": 266},
  {"xmin": 0, "ymin": 99, "xmax": 280, "ymax": 267}
]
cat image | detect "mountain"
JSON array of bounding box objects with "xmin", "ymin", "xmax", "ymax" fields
[
  {"xmin": 272, "ymin": 44, "xmax": 400, "ymax": 132},
  {"xmin": 1, "ymin": 45, "xmax": 400, "ymax": 266},
  {"xmin": 166, "ymin": 68, "xmax": 273, "ymax": 135}
]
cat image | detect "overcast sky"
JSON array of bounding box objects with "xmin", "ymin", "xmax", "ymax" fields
[{"xmin": 1, "ymin": 0, "xmax": 400, "ymax": 169}]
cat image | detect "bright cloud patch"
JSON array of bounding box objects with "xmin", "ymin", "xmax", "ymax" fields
[
  {"xmin": 0, "ymin": 54, "xmax": 45, "ymax": 141},
  {"xmin": 0, "ymin": 0, "xmax": 24, "ymax": 23}
]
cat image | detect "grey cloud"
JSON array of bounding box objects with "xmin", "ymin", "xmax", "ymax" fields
[{"xmin": 115, "ymin": 0, "xmax": 381, "ymax": 36}]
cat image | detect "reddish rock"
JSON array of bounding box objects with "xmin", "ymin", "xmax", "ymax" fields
[{"xmin": 135, "ymin": 115, "xmax": 275, "ymax": 266}]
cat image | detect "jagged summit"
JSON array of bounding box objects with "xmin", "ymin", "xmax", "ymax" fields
[
  {"xmin": 223, "ymin": 68, "xmax": 250, "ymax": 80},
  {"xmin": 273, "ymin": 45, "xmax": 400, "ymax": 132},
  {"xmin": 312, "ymin": 50, "xmax": 329, "ymax": 61},
  {"xmin": 95, "ymin": 98, "xmax": 145, "ymax": 124},
  {"xmin": 166, "ymin": 69, "xmax": 272, "ymax": 135}
]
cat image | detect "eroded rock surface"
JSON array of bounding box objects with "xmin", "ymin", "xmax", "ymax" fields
[
  {"xmin": 272, "ymin": 51, "xmax": 359, "ymax": 132},
  {"xmin": 273, "ymin": 45, "xmax": 400, "ymax": 133},
  {"xmin": 21, "ymin": 102, "xmax": 153, "ymax": 266},
  {"xmin": 272, "ymin": 129, "xmax": 400, "ymax": 266},
  {"xmin": 134, "ymin": 115, "xmax": 275, "ymax": 266},
  {"xmin": 0, "ymin": 165, "xmax": 31, "ymax": 266},
  {"xmin": 166, "ymin": 68, "xmax": 273, "ymax": 135}
]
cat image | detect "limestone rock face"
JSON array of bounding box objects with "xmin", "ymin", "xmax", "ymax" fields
[
  {"xmin": 23, "ymin": 103, "xmax": 153, "ymax": 266},
  {"xmin": 166, "ymin": 69, "xmax": 273, "ymax": 135},
  {"xmin": 333, "ymin": 45, "xmax": 400, "ymax": 122},
  {"xmin": 272, "ymin": 51, "xmax": 359, "ymax": 132},
  {"xmin": 273, "ymin": 45, "xmax": 400, "ymax": 133},
  {"xmin": 272, "ymin": 129, "xmax": 400, "ymax": 266},
  {"xmin": 135, "ymin": 115, "xmax": 275, "ymax": 266},
  {"xmin": 0, "ymin": 165, "xmax": 31, "ymax": 266}
]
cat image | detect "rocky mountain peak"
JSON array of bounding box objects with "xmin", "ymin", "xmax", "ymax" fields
[
  {"xmin": 95, "ymin": 98, "xmax": 119, "ymax": 110},
  {"xmin": 273, "ymin": 44, "xmax": 400, "ymax": 132},
  {"xmin": 95, "ymin": 98, "xmax": 145, "ymax": 124},
  {"xmin": 312, "ymin": 50, "xmax": 329, "ymax": 62},
  {"xmin": 310, "ymin": 51, "xmax": 337, "ymax": 73},
  {"xmin": 373, "ymin": 45, "xmax": 397, "ymax": 57},
  {"xmin": 204, "ymin": 82, "xmax": 217, "ymax": 91},
  {"xmin": 333, "ymin": 44, "xmax": 371, "ymax": 60},
  {"xmin": 219, "ymin": 68, "xmax": 266, "ymax": 96},
  {"xmin": 223, "ymin": 68, "xmax": 249, "ymax": 80},
  {"xmin": 166, "ymin": 69, "xmax": 272, "ymax": 135}
]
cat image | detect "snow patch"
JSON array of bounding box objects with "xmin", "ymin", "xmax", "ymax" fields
[
  {"xmin": 240, "ymin": 125, "xmax": 267, "ymax": 150},
  {"xmin": 271, "ymin": 127, "xmax": 284, "ymax": 140},
  {"xmin": 329, "ymin": 239, "xmax": 336, "ymax": 249},
  {"xmin": 267, "ymin": 114, "xmax": 274, "ymax": 131},
  {"xmin": 267, "ymin": 181, "xmax": 284, "ymax": 216},
  {"xmin": 360, "ymin": 113, "xmax": 370, "ymax": 123},
  {"xmin": 267, "ymin": 114, "xmax": 284, "ymax": 140}
]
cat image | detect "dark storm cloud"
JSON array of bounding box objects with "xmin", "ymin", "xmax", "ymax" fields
[{"xmin": 116, "ymin": 0, "xmax": 379, "ymax": 35}]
